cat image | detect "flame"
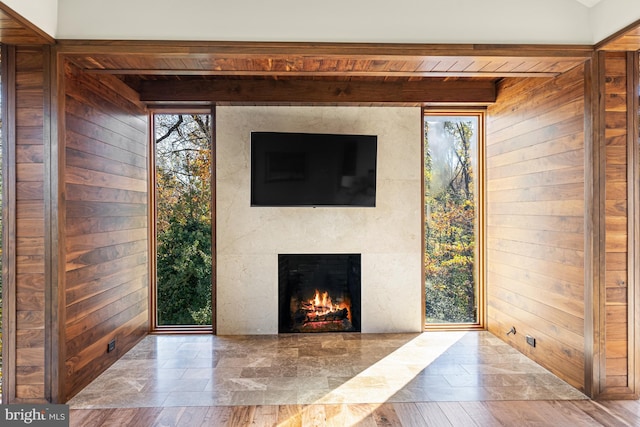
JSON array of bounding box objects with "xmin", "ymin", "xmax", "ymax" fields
[
  {"xmin": 313, "ymin": 290, "xmax": 334, "ymax": 312},
  {"xmin": 305, "ymin": 289, "xmax": 351, "ymax": 321}
]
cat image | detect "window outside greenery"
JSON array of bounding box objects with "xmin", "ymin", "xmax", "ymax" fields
[
  {"xmin": 424, "ymin": 114, "xmax": 480, "ymax": 324},
  {"xmin": 154, "ymin": 114, "xmax": 212, "ymax": 326}
]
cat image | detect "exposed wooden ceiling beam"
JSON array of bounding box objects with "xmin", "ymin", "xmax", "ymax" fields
[
  {"xmin": 56, "ymin": 40, "xmax": 594, "ymax": 59},
  {"xmin": 137, "ymin": 78, "xmax": 497, "ymax": 105},
  {"xmin": 94, "ymin": 69, "xmax": 558, "ymax": 78}
]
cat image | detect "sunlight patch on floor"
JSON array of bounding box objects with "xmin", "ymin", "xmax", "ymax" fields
[{"xmin": 301, "ymin": 331, "xmax": 467, "ymax": 426}]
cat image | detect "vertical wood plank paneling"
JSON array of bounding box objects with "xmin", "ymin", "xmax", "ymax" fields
[
  {"xmin": 632, "ymin": 50, "xmax": 640, "ymax": 401},
  {"xmin": 589, "ymin": 50, "xmax": 640, "ymax": 400},
  {"xmin": 50, "ymin": 40, "xmax": 64, "ymax": 405},
  {"xmin": 62, "ymin": 62, "xmax": 149, "ymax": 401},
  {"xmin": 592, "ymin": 52, "xmax": 608, "ymax": 399},
  {"xmin": 602, "ymin": 52, "xmax": 629, "ymax": 395},
  {"xmin": 11, "ymin": 46, "xmax": 47, "ymax": 403},
  {"xmin": 486, "ymin": 66, "xmax": 586, "ymax": 391},
  {"xmin": 2, "ymin": 43, "xmax": 18, "ymax": 403}
]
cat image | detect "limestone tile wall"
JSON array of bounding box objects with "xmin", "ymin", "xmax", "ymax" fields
[{"xmin": 216, "ymin": 106, "xmax": 423, "ymax": 334}]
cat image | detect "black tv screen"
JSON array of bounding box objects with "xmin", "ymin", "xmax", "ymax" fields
[{"xmin": 251, "ymin": 132, "xmax": 377, "ymax": 207}]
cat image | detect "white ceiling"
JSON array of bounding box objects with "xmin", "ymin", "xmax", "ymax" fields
[
  {"xmin": 3, "ymin": 0, "xmax": 639, "ymax": 45},
  {"xmin": 574, "ymin": 0, "xmax": 602, "ymax": 6}
]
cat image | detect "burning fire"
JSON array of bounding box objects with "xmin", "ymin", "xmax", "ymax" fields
[
  {"xmin": 302, "ymin": 289, "xmax": 351, "ymax": 322},
  {"xmin": 313, "ymin": 290, "xmax": 336, "ymax": 312}
]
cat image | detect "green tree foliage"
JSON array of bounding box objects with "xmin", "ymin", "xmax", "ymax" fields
[
  {"xmin": 424, "ymin": 118, "xmax": 477, "ymax": 323},
  {"xmin": 157, "ymin": 213, "xmax": 212, "ymax": 325},
  {"xmin": 155, "ymin": 114, "xmax": 212, "ymax": 326}
]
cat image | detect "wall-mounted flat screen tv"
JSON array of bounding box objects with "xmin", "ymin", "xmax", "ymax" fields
[{"xmin": 251, "ymin": 131, "xmax": 377, "ymax": 207}]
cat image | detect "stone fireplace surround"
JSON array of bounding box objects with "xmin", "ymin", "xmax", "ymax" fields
[{"xmin": 216, "ymin": 106, "xmax": 423, "ymax": 334}]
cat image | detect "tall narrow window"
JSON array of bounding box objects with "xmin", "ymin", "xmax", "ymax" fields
[
  {"xmin": 153, "ymin": 113, "xmax": 213, "ymax": 329},
  {"xmin": 424, "ymin": 112, "xmax": 484, "ymax": 327}
]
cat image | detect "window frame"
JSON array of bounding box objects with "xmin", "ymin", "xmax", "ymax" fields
[
  {"xmin": 422, "ymin": 108, "xmax": 486, "ymax": 331},
  {"xmin": 149, "ymin": 108, "xmax": 216, "ymax": 334}
]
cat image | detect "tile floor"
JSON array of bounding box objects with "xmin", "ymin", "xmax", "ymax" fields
[{"xmin": 67, "ymin": 331, "xmax": 587, "ymax": 409}]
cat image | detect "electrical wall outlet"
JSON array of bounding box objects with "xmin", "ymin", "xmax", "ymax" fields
[
  {"xmin": 108, "ymin": 338, "xmax": 116, "ymax": 353},
  {"xmin": 526, "ymin": 335, "xmax": 536, "ymax": 347}
]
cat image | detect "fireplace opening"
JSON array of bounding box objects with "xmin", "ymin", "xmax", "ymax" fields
[{"xmin": 278, "ymin": 254, "xmax": 361, "ymax": 333}]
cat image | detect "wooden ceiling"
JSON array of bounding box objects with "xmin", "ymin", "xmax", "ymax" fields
[
  {"xmin": 2, "ymin": 4, "xmax": 640, "ymax": 107},
  {"xmin": 0, "ymin": 4, "xmax": 618, "ymax": 106},
  {"xmin": 58, "ymin": 41, "xmax": 591, "ymax": 77},
  {"xmin": 53, "ymin": 40, "xmax": 593, "ymax": 107}
]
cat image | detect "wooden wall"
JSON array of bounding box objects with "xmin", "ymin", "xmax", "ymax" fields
[
  {"xmin": 0, "ymin": 3, "xmax": 55, "ymax": 45},
  {"xmin": 9, "ymin": 45, "xmax": 49, "ymax": 402},
  {"xmin": 62, "ymin": 62, "xmax": 149, "ymax": 401},
  {"xmin": 596, "ymin": 50, "xmax": 636, "ymax": 398},
  {"xmin": 486, "ymin": 65, "xmax": 587, "ymax": 391}
]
